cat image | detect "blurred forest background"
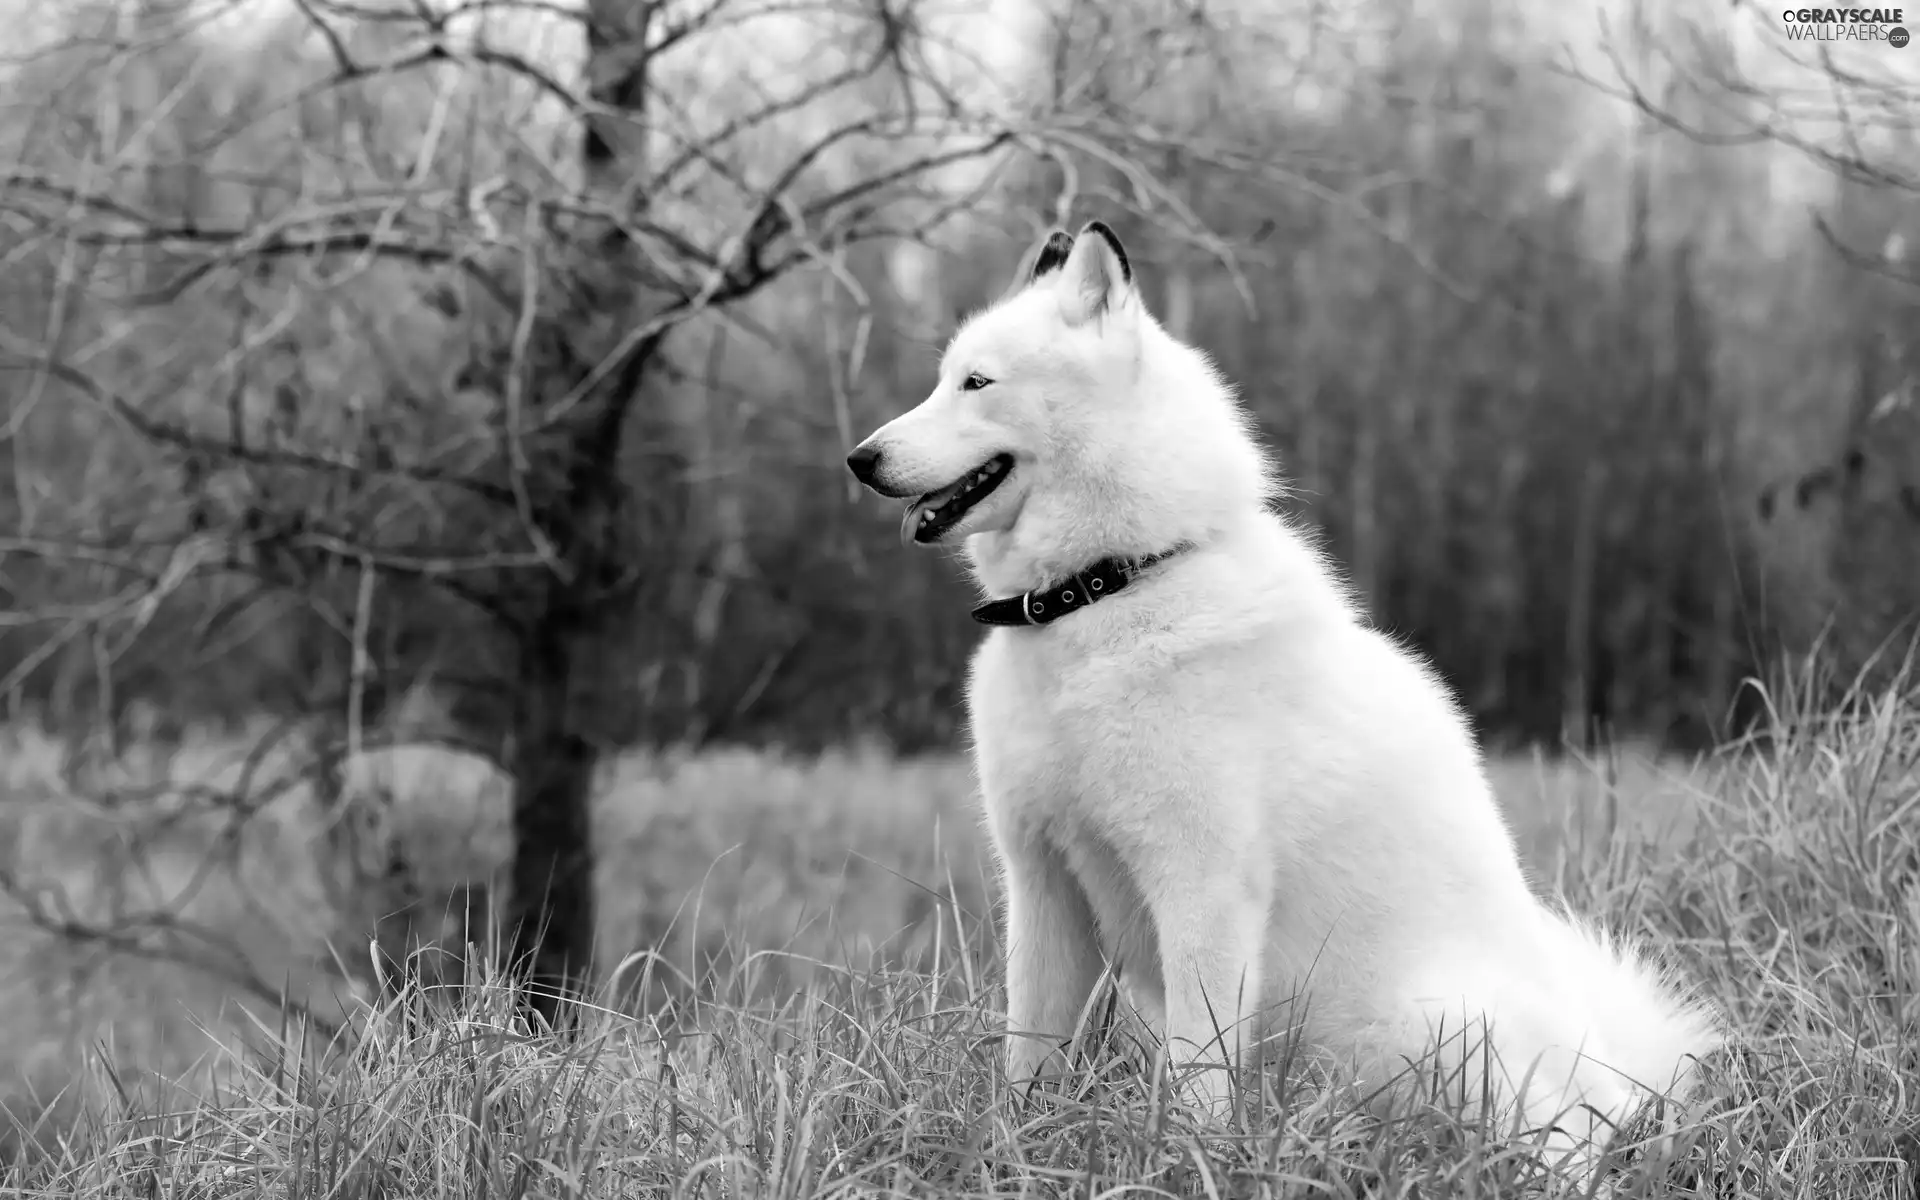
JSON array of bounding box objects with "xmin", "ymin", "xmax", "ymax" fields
[
  {"xmin": 0, "ymin": 0, "xmax": 1916, "ymax": 1105},
  {"xmin": 6, "ymin": 0, "xmax": 1917, "ymax": 757}
]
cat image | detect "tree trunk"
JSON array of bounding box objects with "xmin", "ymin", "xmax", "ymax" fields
[
  {"xmin": 1350, "ymin": 420, "xmax": 1380, "ymax": 611},
  {"xmin": 500, "ymin": 365, "xmax": 649, "ymax": 1023},
  {"xmin": 1562, "ymin": 461, "xmax": 1603, "ymax": 745},
  {"xmin": 506, "ymin": 610, "xmax": 600, "ymax": 1026},
  {"xmin": 493, "ymin": 0, "xmax": 662, "ymax": 1026}
]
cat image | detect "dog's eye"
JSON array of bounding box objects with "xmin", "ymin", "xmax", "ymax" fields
[{"xmin": 961, "ymin": 372, "xmax": 992, "ymax": 391}]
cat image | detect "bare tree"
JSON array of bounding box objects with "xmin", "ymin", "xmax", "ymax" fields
[
  {"xmin": 0, "ymin": 0, "xmax": 1144, "ymax": 1021},
  {"xmin": 0, "ymin": 0, "xmax": 1235, "ymax": 1022}
]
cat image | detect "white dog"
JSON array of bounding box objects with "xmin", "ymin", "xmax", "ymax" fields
[{"xmin": 847, "ymin": 220, "xmax": 1720, "ymax": 1170}]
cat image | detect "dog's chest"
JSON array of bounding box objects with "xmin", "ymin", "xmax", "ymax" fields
[
  {"xmin": 965, "ymin": 627, "xmax": 1169, "ymax": 814},
  {"xmin": 972, "ymin": 626, "xmax": 1120, "ymax": 726}
]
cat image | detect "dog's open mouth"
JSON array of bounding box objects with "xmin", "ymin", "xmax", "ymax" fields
[{"xmin": 901, "ymin": 453, "xmax": 1014, "ymax": 545}]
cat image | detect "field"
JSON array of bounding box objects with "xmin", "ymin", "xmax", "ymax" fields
[{"xmin": 0, "ymin": 690, "xmax": 1916, "ymax": 1198}]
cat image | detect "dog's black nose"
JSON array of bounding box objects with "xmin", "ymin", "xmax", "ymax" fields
[{"xmin": 846, "ymin": 443, "xmax": 882, "ymax": 485}]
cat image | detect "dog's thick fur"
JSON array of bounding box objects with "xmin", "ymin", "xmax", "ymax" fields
[{"xmin": 848, "ymin": 221, "xmax": 1721, "ymax": 1169}]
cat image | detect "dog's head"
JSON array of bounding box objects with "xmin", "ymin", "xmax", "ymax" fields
[{"xmin": 845, "ymin": 220, "xmax": 1146, "ymax": 548}]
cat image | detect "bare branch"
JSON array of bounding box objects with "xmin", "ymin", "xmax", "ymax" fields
[
  {"xmin": 0, "ymin": 356, "xmax": 519, "ymax": 508},
  {"xmin": 291, "ymin": 0, "xmax": 361, "ymax": 79},
  {"xmin": 1565, "ymin": 7, "xmax": 1920, "ymax": 194}
]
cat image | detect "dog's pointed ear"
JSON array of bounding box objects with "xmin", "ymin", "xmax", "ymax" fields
[
  {"xmin": 1001, "ymin": 227, "xmax": 1075, "ymax": 301},
  {"xmin": 1055, "ymin": 220, "xmax": 1135, "ymax": 326}
]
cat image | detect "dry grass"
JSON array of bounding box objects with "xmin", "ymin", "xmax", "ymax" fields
[{"xmin": 0, "ymin": 685, "xmax": 1915, "ymax": 1197}]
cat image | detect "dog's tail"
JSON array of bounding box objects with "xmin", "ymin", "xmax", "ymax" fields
[{"xmin": 1538, "ymin": 909, "xmax": 1724, "ymax": 1123}]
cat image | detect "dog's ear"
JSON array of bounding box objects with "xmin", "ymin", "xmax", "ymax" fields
[
  {"xmin": 1055, "ymin": 220, "xmax": 1135, "ymax": 326},
  {"xmin": 1002, "ymin": 228, "xmax": 1075, "ymax": 301},
  {"xmin": 1031, "ymin": 229, "xmax": 1076, "ymax": 281}
]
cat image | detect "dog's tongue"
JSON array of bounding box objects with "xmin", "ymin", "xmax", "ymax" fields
[
  {"xmin": 899, "ymin": 477, "xmax": 968, "ymax": 547},
  {"xmin": 899, "ymin": 504, "xmax": 929, "ymax": 547},
  {"xmin": 900, "ymin": 497, "xmax": 941, "ymax": 547}
]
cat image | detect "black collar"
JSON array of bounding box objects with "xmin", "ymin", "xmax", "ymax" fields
[{"xmin": 971, "ymin": 545, "xmax": 1189, "ymax": 627}]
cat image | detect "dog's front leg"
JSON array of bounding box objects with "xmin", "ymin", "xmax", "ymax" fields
[
  {"xmin": 998, "ymin": 832, "xmax": 1104, "ymax": 1096},
  {"xmin": 1148, "ymin": 873, "xmax": 1268, "ymax": 1123}
]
